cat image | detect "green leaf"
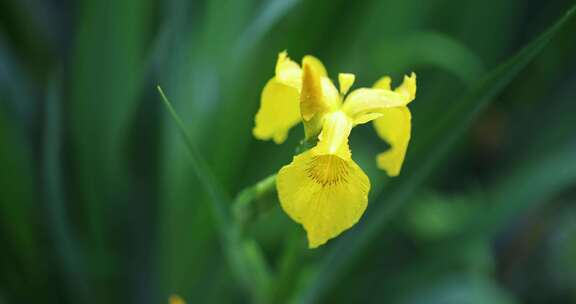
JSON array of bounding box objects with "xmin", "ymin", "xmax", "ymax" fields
[
  {"xmin": 0, "ymin": 102, "xmax": 40, "ymax": 301},
  {"xmin": 69, "ymin": 0, "xmax": 152, "ymax": 300},
  {"xmin": 157, "ymin": 86, "xmax": 231, "ymax": 228},
  {"xmin": 157, "ymin": 87, "xmax": 272, "ymax": 303},
  {"xmin": 370, "ymin": 31, "xmax": 486, "ymax": 85},
  {"xmin": 234, "ymin": 0, "xmax": 302, "ymax": 57},
  {"xmin": 42, "ymin": 75, "xmax": 91, "ymax": 303},
  {"xmin": 295, "ymin": 5, "xmax": 576, "ymax": 303},
  {"xmin": 485, "ymin": 142, "xmax": 576, "ymax": 235}
]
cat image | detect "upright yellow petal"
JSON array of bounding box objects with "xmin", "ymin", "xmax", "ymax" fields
[
  {"xmin": 395, "ymin": 73, "xmax": 416, "ymax": 103},
  {"xmin": 373, "ymin": 76, "xmax": 392, "ymax": 90},
  {"xmin": 315, "ymin": 111, "xmax": 353, "ymax": 158},
  {"xmin": 277, "ymin": 147, "xmax": 370, "ymax": 248},
  {"xmin": 274, "ymin": 52, "xmax": 334, "ymax": 92},
  {"xmin": 302, "ymin": 54, "xmax": 339, "ymax": 110},
  {"xmin": 300, "ymin": 63, "xmax": 340, "ymax": 120},
  {"xmin": 275, "ymin": 51, "xmax": 302, "ymax": 89},
  {"xmin": 300, "ymin": 62, "xmax": 326, "ymax": 122},
  {"xmin": 253, "ymin": 79, "xmax": 301, "ymax": 143},
  {"xmin": 374, "ymin": 73, "xmax": 416, "ymax": 101},
  {"xmin": 302, "ymin": 55, "xmax": 328, "ymax": 77},
  {"xmin": 338, "ymin": 73, "xmax": 356, "ymax": 95},
  {"xmin": 320, "ymin": 77, "xmax": 340, "ymax": 108},
  {"xmin": 299, "ymin": 61, "xmax": 340, "ymax": 139},
  {"xmin": 373, "ymin": 106, "xmax": 412, "ymax": 176}
]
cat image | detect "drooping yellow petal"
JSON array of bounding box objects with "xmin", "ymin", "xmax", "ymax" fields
[
  {"xmin": 352, "ymin": 112, "xmax": 383, "ymax": 125},
  {"xmin": 370, "ymin": 74, "xmax": 415, "ymax": 175},
  {"xmin": 341, "ymin": 88, "xmax": 409, "ymax": 125},
  {"xmin": 253, "ymin": 79, "xmax": 301, "ymax": 143},
  {"xmin": 277, "ymin": 147, "xmax": 370, "ymax": 248},
  {"xmin": 338, "ymin": 73, "xmax": 356, "ymax": 95},
  {"xmin": 351, "ymin": 75, "xmax": 389, "ymax": 125},
  {"xmin": 342, "ymin": 73, "xmax": 417, "ymax": 125},
  {"xmin": 373, "ymin": 106, "xmax": 412, "ymax": 176}
]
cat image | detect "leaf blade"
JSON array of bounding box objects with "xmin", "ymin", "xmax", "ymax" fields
[{"xmin": 296, "ymin": 5, "xmax": 576, "ymax": 303}]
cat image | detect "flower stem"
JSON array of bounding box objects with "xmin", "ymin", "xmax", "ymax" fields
[{"xmin": 233, "ymin": 174, "xmax": 277, "ymax": 230}]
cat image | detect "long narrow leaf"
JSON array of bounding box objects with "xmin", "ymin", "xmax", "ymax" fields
[
  {"xmin": 69, "ymin": 0, "xmax": 151, "ymax": 299},
  {"xmin": 296, "ymin": 5, "xmax": 576, "ymax": 303},
  {"xmin": 42, "ymin": 75, "xmax": 92, "ymax": 303},
  {"xmin": 0, "ymin": 103, "xmax": 41, "ymax": 302},
  {"xmin": 235, "ymin": 0, "xmax": 301, "ymax": 57},
  {"xmin": 157, "ymin": 86, "xmax": 231, "ymax": 228},
  {"xmin": 157, "ymin": 86, "xmax": 272, "ymax": 302}
]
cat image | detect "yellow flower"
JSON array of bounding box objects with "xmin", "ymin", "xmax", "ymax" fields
[
  {"xmin": 253, "ymin": 51, "xmax": 416, "ymax": 247},
  {"xmin": 252, "ymin": 51, "xmax": 337, "ymax": 143},
  {"xmin": 169, "ymin": 295, "xmax": 185, "ymax": 304}
]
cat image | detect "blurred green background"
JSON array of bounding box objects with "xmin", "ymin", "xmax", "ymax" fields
[{"xmin": 1, "ymin": 0, "xmax": 576, "ymax": 303}]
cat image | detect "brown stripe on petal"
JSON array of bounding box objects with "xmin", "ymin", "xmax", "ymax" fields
[{"xmin": 305, "ymin": 155, "xmax": 351, "ymax": 187}]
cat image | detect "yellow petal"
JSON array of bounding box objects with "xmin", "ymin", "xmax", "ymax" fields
[
  {"xmin": 373, "ymin": 106, "xmax": 411, "ymax": 176},
  {"xmin": 275, "ymin": 51, "xmax": 302, "ymax": 89},
  {"xmin": 302, "ymin": 55, "xmax": 339, "ymax": 109},
  {"xmin": 302, "ymin": 55, "xmax": 328, "ymax": 77},
  {"xmin": 253, "ymin": 79, "xmax": 301, "ymax": 143},
  {"xmin": 374, "ymin": 73, "xmax": 416, "ymax": 101},
  {"xmin": 300, "ymin": 64, "xmax": 341, "ymax": 120},
  {"xmin": 321, "ymin": 77, "xmax": 340, "ymax": 108},
  {"xmin": 395, "ymin": 73, "xmax": 416, "ymax": 103},
  {"xmin": 373, "ymin": 76, "xmax": 392, "ymax": 90},
  {"xmin": 299, "ymin": 63, "xmax": 340, "ymax": 140},
  {"xmin": 338, "ymin": 73, "xmax": 356, "ymax": 95},
  {"xmin": 316, "ymin": 111, "xmax": 353, "ymax": 158},
  {"xmin": 353, "ymin": 112, "xmax": 383, "ymax": 125},
  {"xmin": 169, "ymin": 295, "xmax": 186, "ymax": 304},
  {"xmin": 300, "ymin": 62, "xmax": 326, "ymax": 121},
  {"xmin": 277, "ymin": 148, "xmax": 370, "ymax": 248},
  {"xmin": 342, "ymin": 88, "xmax": 409, "ymax": 125}
]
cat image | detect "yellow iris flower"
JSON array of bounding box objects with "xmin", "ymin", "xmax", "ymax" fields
[
  {"xmin": 253, "ymin": 51, "xmax": 416, "ymax": 248},
  {"xmin": 169, "ymin": 295, "xmax": 185, "ymax": 304}
]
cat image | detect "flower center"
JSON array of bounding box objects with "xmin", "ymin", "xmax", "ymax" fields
[{"xmin": 305, "ymin": 154, "xmax": 350, "ymax": 187}]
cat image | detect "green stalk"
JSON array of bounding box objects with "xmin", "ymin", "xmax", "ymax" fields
[{"xmin": 233, "ymin": 174, "xmax": 277, "ymax": 230}]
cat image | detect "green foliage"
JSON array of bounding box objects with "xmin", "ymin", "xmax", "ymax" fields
[{"xmin": 0, "ymin": 0, "xmax": 575, "ymax": 303}]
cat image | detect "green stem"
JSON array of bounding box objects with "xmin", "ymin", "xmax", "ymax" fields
[{"xmin": 233, "ymin": 174, "xmax": 277, "ymax": 230}]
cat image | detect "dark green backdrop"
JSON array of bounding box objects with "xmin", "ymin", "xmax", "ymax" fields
[{"xmin": 0, "ymin": 0, "xmax": 575, "ymax": 303}]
